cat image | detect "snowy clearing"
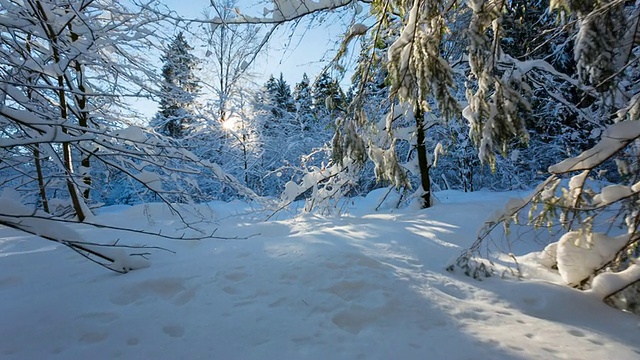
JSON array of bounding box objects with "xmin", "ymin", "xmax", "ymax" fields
[{"xmin": 0, "ymin": 190, "xmax": 638, "ymax": 359}]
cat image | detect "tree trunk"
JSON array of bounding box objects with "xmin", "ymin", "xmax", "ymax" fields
[
  {"xmin": 25, "ymin": 34, "xmax": 50, "ymax": 213},
  {"xmin": 414, "ymin": 105, "xmax": 431, "ymax": 208},
  {"xmin": 35, "ymin": 0, "xmax": 87, "ymax": 221},
  {"xmin": 242, "ymin": 133, "xmax": 248, "ymax": 185},
  {"xmin": 74, "ymin": 55, "xmax": 91, "ymax": 200},
  {"xmin": 33, "ymin": 145, "xmax": 50, "ymax": 213},
  {"xmin": 67, "ymin": 23, "xmax": 91, "ymax": 200},
  {"xmin": 56, "ymin": 58, "xmax": 85, "ymax": 221}
]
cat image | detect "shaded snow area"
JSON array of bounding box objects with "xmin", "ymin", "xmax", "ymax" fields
[{"xmin": 1, "ymin": 191, "xmax": 639, "ymax": 359}]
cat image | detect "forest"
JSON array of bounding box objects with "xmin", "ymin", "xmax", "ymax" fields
[{"xmin": 0, "ymin": 0, "xmax": 639, "ymax": 358}]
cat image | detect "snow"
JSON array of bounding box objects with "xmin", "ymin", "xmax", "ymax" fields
[
  {"xmin": 0, "ymin": 198, "xmax": 83, "ymax": 242},
  {"xmin": 0, "ymin": 190, "xmax": 639, "ymax": 359},
  {"xmin": 272, "ymin": 0, "xmax": 353, "ymax": 20},
  {"xmin": 587, "ymin": 262, "xmax": 640, "ymax": 300},
  {"xmin": 114, "ymin": 126, "xmax": 148, "ymax": 143},
  {"xmin": 433, "ymin": 142, "xmax": 444, "ymax": 167},
  {"xmin": 593, "ymin": 184, "xmax": 634, "ymax": 205},
  {"xmin": 135, "ymin": 171, "xmax": 164, "ymax": 192},
  {"xmin": 212, "ymin": 0, "xmax": 355, "ymax": 24},
  {"xmin": 556, "ymin": 232, "xmax": 630, "ymax": 286},
  {"xmin": 348, "ymin": 23, "xmax": 368, "ymax": 36},
  {"xmin": 549, "ymin": 120, "xmax": 640, "ymax": 174}
]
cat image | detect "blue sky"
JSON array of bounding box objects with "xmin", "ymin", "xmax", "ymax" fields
[
  {"xmin": 162, "ymin": 0, "xmax": 353, "ymax": 86},
  {"xmin": 131, "ymin": 0, "xmax": 360, "ymax": 118}
]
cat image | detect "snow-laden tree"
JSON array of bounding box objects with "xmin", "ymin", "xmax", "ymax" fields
[
  {"xmin": 214, "ymin": 0, "xmax": 640, "ymax": 311},
  {"xmin": 312, "ymin": 72, "xmax": 346, "ymax": 117},
  {"xmin": 152, "ymin": 32, "xmax": 201, "ymax": 138},
  {"xmin": 201, "ymin": 0, "xmax": 269, "ymax": 123},
  {"xmin": 0, "ymin": 0, "xmax": 261, "ymax": 272},
  {"xmin": 334, "ymin": 0, "xmax": 459, "ymax": 209},
  {"xmin": 0, "ymin": 0, "xmax": 167, "ymax": 220},
  {"xmin": 294, "ymin": 73, "xmax": 313, "ymax": 122},
  {"xmin": 263, "ymin": 73, "xmax": 296, "ymax": 118},
  {"xmin": 250, "ymin": 74, "xmax": 315, "ymax": 196},
  {"xmin": 0, "ymin": 0, "xmax": 167, "ymax": 269},
  {"xmin": 447, "ymin": 0, "xmax": 640, "ymax": 313}
]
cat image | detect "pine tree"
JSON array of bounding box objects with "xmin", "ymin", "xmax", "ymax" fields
[
  {"xmin": 275, "ymin": 73, "xmax": 296, "ymax": 116},
  {"xmin": 293, "ymin": 73, "xmax": 314, "ymax": 129},
  {"xmin": 263, "ymin": 73, "xmax": 295, "ymax": 118},
  {"xmin": 312, "ymin": 72, "xmax": 345, "ymax": 116},
  {"xmin": 263, "ymin": 75, "xmax": 278, "ymax": 100},
  {"xmin": 154, "ymin": 32, "xmax": 200, "ymax": 137},
  {"xmin": 349, "ymin": 42, "xmax": 388, "ymax": 99},
  {"xmin": 213, "ymin": 0, "xmax": 640, "ymax": 312}
]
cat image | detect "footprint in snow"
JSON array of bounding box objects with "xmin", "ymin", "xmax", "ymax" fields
[
  {"xmin": 542, "ymin": 347, "xmax": 560, "ymax": 355},
  {"xmin": 588, "ymin": 338, "xmax": 604, "ymax": 346},
  {"xmin": 453, "ymin": 307, "xmax": 491, "ymax": 321},
  {"xmin": 495, "ymin": 310, "xmax": 513, "ymax": 316},
  {"xmin": 78, "ymin": 331, "xmax": 108, "ymax": 344},
  {"xmin": 162, "ymin": 325, "xmax": 185, "ymax": 338},
  {"xmin": 434, "ymin": 282, "xmax": 469, "ymax": 300},
  {"xmin": 567, "ymin": 329, "xmax": 585, "ymax": 337},
  {"xmin": 0, "ymin": 276, "xmax": 22, "ymax": 289},
  {"xmin": 75, "ymin": 312, "xmax": 119, "ymax": 323},
  {"xmin": 109, "ymin": 277, "xmax": 198, "ymax": 306},
  {"xmin": 332, "ymin": 306, "xmax": 382, "ymax": 335},
  {"xmin": 224, "ymin": 272, "xmax": 249, "ymax": 281}
]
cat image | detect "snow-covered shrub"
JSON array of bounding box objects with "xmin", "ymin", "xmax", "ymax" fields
[{"xmin": 446, "ymin": 0, "xmax": 640, "ymax": 314}]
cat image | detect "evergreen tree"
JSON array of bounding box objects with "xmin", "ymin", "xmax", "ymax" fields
[
  {"xmin": 263, "ymin": 73, "xmax": 295, "ymax": 118},
  {"xmin": 212, "ymin": 0, "xmax": 640, "ymax": 311},
  {"xmin": 261, "ymin": 74, "xmax": 278, "ymax": 105},
  {"xmin": 293, "ymin": 73, "xmax": 314, "ymax": 129},
  {"xmin": 312, "ymin": 72, "xmax": 345, "ymax": 116},
  {"xmin": 251, "ymin": 75, "xmax": 308, "ymax": 196},
  {"xmin": 279, "ymin": 74, "xmax": 296, "ymax": 112},
  {"xmin": 154, "ymin": 32, "xmax": 200, "ymax": 137},
  {"xmin": 349, "ymin": 42, "xmax": 388, "ymax": 99}
]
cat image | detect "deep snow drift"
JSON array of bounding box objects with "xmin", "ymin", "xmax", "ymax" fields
[{"xmin": 0, "ymin": 190, "xmax": 638, "ymax": 359}]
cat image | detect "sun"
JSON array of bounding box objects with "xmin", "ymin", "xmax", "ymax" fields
[{"xmin": 222, "ymin": 117, "xmax": 239, "ymax": 131}]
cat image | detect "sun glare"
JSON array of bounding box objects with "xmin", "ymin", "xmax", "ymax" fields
[{"xmin": 222, "ymin": 118, "xmax": 238, "ymax": 131}]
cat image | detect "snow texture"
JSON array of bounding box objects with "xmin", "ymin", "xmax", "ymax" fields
[
  {"xmin": 135, "ymin": 171, "xmax": 164, "ymax": 193},
  {"xmin": 593, "ymin": 184, "xmax": 634, "ymax": 205},
  {"xmin": 556, "ymin": 231, "xmax": 630, "ymax": 286},
  {"xmin": 0, "ymin": 194, "xmax": 150, "ymax": 273},
  {"xmin": 587, "ymin": 262, "xmax": 640, "ymax": 300},
  {"xmin": 348, "ymin": 23, "xmax": 368, "ymax": 36},
  {"xmin": 0, "ymin": 190, "xmax": 638, "ymax": 359},
  {"xmin": 0, "ymin": 198, "xmax": 82, "ymax": 243}
]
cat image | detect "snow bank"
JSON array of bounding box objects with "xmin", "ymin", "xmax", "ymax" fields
[
  {"xmin": 556, "ymin": 231, "xmax": 630, "ymax": 286},
  {"xmin": 0, "ymin": 197, "xmax": 83, "ymax": 243},
  {"xmin": 587, "ymin": 262, "xmax": 640, "ymax": 300},
  {"xmin": 0, "ymin": 194, "xmax": 151, "ymax": 273},
  {"xmin": 1, "ymin": 190, "xmax": 639, "ymax": 359}
]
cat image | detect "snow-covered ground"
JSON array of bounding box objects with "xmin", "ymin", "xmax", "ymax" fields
[{"xmin": 0, "ymin": 190, "xmax": 638, "ymax": 359}]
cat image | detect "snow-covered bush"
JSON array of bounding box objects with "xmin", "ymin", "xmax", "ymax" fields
[{"xmin": 440, "ymin": 0, "xmax": 640, "ymax": 313}]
